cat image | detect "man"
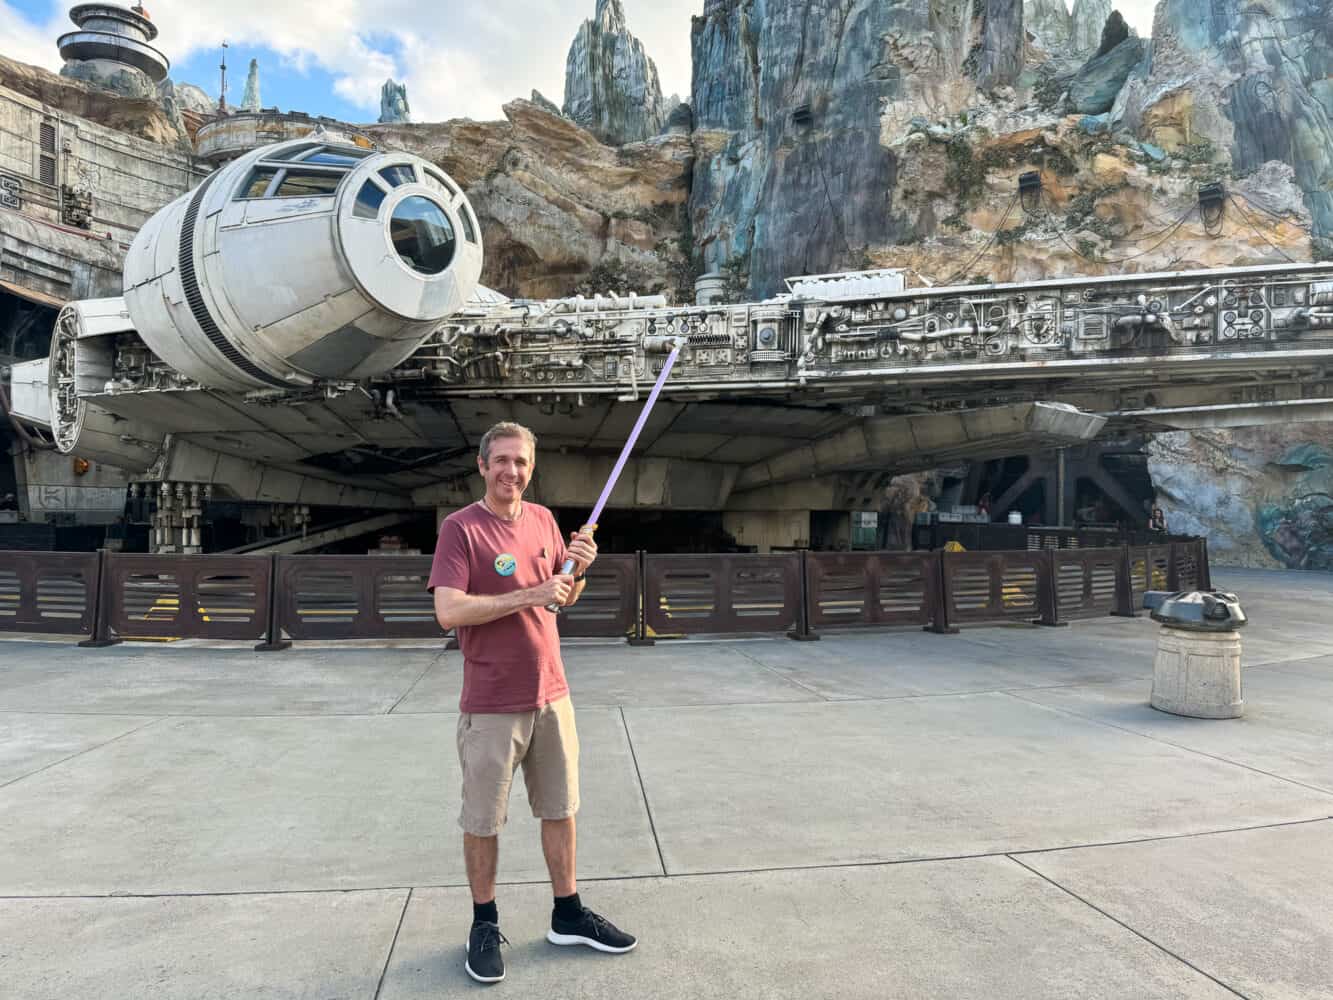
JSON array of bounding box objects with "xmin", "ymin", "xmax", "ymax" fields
[{"xmin": 429, "ymin": 421, "xmax": 636, "ymax": 985}]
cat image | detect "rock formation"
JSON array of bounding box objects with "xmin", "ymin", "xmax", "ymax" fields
[
  {"xmin": 562, "ymin": 0, "xmax": 666, "ymax": 145},
  {"xmin": 60, "ymin": 58, "xmax": 156, "ymax": 100},
  {"xmin": 530, "ymin": 89, "xmax": 563, "ymax": 117},
  {"xmin": 366, "ymin": 99, "xmax": 690, "ymax": 301},
  {"xmin": 1149, "ymin": 429, "xmax": 1333, "ymax": 570},
  {"xmin": 1024, "ymin": 0, "xmax": 1072, "ymax": 52},
  {"xmin": 691, "ymin": 0, "xmax": 914, "ymax": 295},
  {"xmin": 2, "ymin": 53, "xmax": 186, "ymax": 146},
  {"xmin": 241, "ymin": 59, "xmax": 261, "ymax": 112},
  {"xmin": 157, "ymin": 79, "xmax": 216, "ymax": 114},
  {"xmin": 378, "ymin": 79, "xmax": 410, "ymax": 124},
  {"xmin": 1068, "ymin": 23, "xmax": 1145, "ymax": 114},
  {"xmin": 975, "ymin": 0, "xmax": 1026, "ymax": 92},
  {"xmin": 1070, "ymin": 0, "xmax": 1114, "ymax": 55},
  {"xmin": 1126, "ymin": 0, "xmax": 1333, "ymax": 243}
]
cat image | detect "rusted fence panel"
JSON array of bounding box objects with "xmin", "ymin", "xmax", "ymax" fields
[
  {"xmin": 274, "ymin": 555, "xmax": 442, "ymax": 641},
  {"xmin": 1174, "ymin": 541, "xmax": 1204, "ymax": 592},
  {"xmin": 1052, "ymin": 548, "xmax": 1122, "ymax": 620},
  {"xmin": 2, "ymin": 537, "xmax": 1215, "ymax": 648},
  {"xmin": 0, "ymin": 550, "xmax": 99, "ymax": 635},
  {"xmin": 101, "ymin": 552, "xmax": 272, "ymax": 641},
  {"xmin": 805, "ymin": 551, "xmax": 940, "ymax": 629},
  {"xmin": 557, "ymin": 554, "xmax": 639, "ymax": 638},
  {"xmin": 942, "ymin": 550, "xmax": 1056, "ymax": 626},
  {"xmin": 643, "ymin": 553, "xmax": 800, "ymax": 636}
]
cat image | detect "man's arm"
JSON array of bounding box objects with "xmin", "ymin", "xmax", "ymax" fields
[{"xmin": 434, "ymin": 575, "xmax": 575, "ymax": 629}]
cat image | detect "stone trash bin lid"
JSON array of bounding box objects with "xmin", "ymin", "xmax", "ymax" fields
[{"xmin": 1144, "ymin": 590, "xmax": 1248, "ymax": 632}]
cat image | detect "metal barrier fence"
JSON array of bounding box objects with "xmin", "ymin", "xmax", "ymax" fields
[{"xmin": 0, "ymin": 540, "xmax": 1211, "ymax": 647}]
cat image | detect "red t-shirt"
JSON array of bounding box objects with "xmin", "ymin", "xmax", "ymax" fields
[{"xmin": 427, "ymin": 500, "xmax": 569, "ymax": 713}]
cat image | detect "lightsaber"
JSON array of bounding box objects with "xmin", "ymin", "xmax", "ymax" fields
[{"xmin": 547, "ymin": 337, "xmax": 685, "ymax": 612}]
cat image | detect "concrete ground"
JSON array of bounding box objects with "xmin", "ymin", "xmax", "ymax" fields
[{"xmin": 0, "ymin": 567, "xmax": 1330, "ymax": 998}]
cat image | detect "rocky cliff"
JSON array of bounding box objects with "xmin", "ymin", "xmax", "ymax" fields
[
  {"xmin": 367, "ymin": 100, "xmax": 691, "ymax": 300},
  {"xmin": 1070, "ymin": 0, "xmax": 1115, "ymax": 55},
  {"xmin": 1149, "ymin": 428, "xmax": 1333, "ymax": 570},
  {"xmin": 688, "ymin": 0, "xmax": 1324, "ymax": 299},
  {"xmin": 563, "ymin": 0, "xmax": 667, "ymax": 146},
  {"xmin": 1, "ymin": 54, "xmax": 187, "ymax": 146},
  {"xmin": 1115, "ymin": 0, "xmax": 1333, "ymax": 243}
]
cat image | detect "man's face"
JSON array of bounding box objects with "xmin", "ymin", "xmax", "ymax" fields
[{"xmin": 478, "ymin": 435, "xmax": 534, "ymax": 504}]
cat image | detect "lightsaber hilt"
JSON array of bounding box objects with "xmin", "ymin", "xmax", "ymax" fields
[{"xmin": 546, "ymin": 524, "xmax": 597, "ymax": 613}]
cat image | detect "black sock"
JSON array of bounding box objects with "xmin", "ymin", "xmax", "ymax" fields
[
  {"xmin": 553, "ymin": 892, "xmax": 582, "ymax": 920},
  {"xmin": 473, "ymin": 899, "xmax": 498, "ymax": 924}
]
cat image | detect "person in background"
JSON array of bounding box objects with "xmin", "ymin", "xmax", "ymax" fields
[{"xmin": 1150, "ymin": 502, "xmax": 1167, "ymax": 533}]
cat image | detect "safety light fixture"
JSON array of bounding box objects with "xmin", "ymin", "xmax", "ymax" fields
[
  {"xmin": 1199, "ymin": 182, "xmax": 1227, "ymax": 235},
  {"xmin": 1019, "ymin": 171, "xmax": 1043, "ymax": 215}
]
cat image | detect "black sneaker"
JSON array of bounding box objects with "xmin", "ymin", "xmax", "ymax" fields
[
  {"xmin": 547, "ymin": 906, "xmax": 637, "ymax": 953},
  {"xmin": 465, "ymin": 920, "xmax": 507, "ymax": 984}
]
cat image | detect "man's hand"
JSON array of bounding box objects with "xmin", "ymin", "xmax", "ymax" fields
[
  {"xmin": 566, "ymin": 530, "xmax": 598, "ymax": 574},
  {"xmin": 530, "ymin": 574, "xmax": 576, "ymax": 608}
]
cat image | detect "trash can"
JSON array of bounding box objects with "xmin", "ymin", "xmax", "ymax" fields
[{"xmin": 1144, "ymin": 590, "xmax": 1247, "ymax": 719}]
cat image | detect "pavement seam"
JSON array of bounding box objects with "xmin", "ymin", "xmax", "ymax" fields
[
  {"xmin": 1005, "ymin": 855, "xmax": 1253, "ymax": 999},
  {"xmin": 1246, "ymin": 654, "xmax": 1333, "ymax": 676},
  {"xmin": 729, "ymin": 646, "xmax": 832, "ymax": 701},
  {"xmin": 8, "ymin": 818, "xmax": 1327, "ymax": 900},
  {"xmin": 618, "ymin": 706, "xmax": 669, "ymax": 877},
  {"xmin": 0, "ymin": 716, "xmax": 168, "ymax": 792},
  {"xmin": 372, "ymin": 888, "xmax": 412, "ymax": 1000},
  {"xmin": 387, "ymin": 655, "xmax": 441, "ymax": 714},
  {"xmin": 1000, "ymin": 690, "xmax": 1333, "ymax": 798}
]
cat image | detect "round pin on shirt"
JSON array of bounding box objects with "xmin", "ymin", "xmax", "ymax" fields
[{"xmin": 494, "ymin": 553, "xmax": 517, "ymax": 577}]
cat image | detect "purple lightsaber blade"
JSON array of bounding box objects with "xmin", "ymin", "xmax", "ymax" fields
[{"xmin": 547, "ymin": 341, "xmax": 684, "ymax": 611}]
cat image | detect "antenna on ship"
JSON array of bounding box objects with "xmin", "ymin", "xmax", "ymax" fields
[{"xmin": 218, "ymin": 40, "xmax": 229, "ymax": 112}]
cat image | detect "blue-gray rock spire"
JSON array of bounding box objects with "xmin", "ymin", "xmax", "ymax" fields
[
  {"xmin": 241, "ymin": 58, "xmax": 260, "ymax": 112},
  {"xmin": 379, "ymin": 78, "xmax": 410, "ymax": 124},
  {"xmin": 1071, "ymin": 0, "xmax": 1114, "ymax": 55},
  {"xmin": 1069, "ymin": 13, "xmax": 1145, "ymax": 115},
  {"xmin": 1025, "ymin": 0, "xmax": 1072, "ymax": 51},
  {"xmin": 562, "ymin": 0, "xmax": 666, "ymax": 145},
  {"xmin": 975, "ymin": 0, "xmax": 1026, "ymax": 91}
]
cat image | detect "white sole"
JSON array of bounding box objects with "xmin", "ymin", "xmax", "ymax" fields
[
  {"xmin": 546, "ymin": 929, "xmax": 638, "ymax": 953},
  {"xmin": 465, "ymin": 959, "xmax": 504, "ymax": 984}
]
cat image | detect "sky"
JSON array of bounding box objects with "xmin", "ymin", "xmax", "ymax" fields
[{"xmin": 1, "ymin": 0, "xmax": 1159, "ymax": 125}]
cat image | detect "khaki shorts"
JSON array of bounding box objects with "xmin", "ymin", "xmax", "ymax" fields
[{"xmin": 456, "ymin": 695, "xmax": 579, "ymax": 836}]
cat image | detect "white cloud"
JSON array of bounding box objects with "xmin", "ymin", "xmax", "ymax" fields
[
  {"xmin": 1, "ymin": 0, "xmax": 699, "ymax": 121},
  {"xmin": 1, "ymin": 1, "xmax": 68, "ymax": 71},
  {"xmin": 1119, "ymin": 0, "xmax": 1158, "ymax": 37},
  {"xmin": 3, "ymin": 0, "xmax": 1163, "ymax": 122}
]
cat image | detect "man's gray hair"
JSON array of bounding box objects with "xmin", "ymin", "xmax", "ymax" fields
[{"xmin": 478, "ymin": 421, "xmax": 538, "ymax": 463}]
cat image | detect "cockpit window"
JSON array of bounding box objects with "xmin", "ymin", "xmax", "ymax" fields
[
  {"xmin": 423, "ymin": 168, "xmax": 459, "ymax": 198},
  {"xmin": 266, "ymin": 143, "xmax": 321, "ymax": 161},
  {"xmin": 239, "ymin": 167, "xmax": 278, "ymax": 199},
  {"xmin": 390, "ymin": 196, "xmax": 456, "ymax": 274},
  {"xmin": 353, "ymin": 179, "xmax": 387, "ymax": 219},
  {"xmin": 302, "ymin": 148, "xmax": 371, "ymax": 167},
  {"xmin": 273, "ymin": 170, "xmax": 344, "ymax": 197},
  {"xmin": 379, "ymin": 164, "xmax": 417, "ymax": 188},
  {"xmin": 459, "ymin": 202, "xmax": 477, "ymax": 244}
]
